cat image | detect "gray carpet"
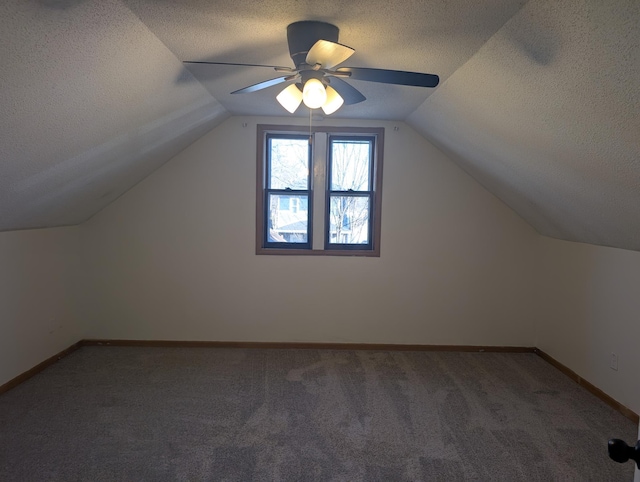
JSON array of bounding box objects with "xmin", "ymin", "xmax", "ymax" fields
[{"xmin": 0, "ymin": 347, "xmax": 636, "ymax": 481}]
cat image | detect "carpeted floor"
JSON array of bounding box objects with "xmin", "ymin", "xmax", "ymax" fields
[{"xmin": 0, "ymin": 346, "xmax": 636, "ymax": 481}]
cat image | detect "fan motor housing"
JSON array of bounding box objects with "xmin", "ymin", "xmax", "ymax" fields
[{"xmin": 287, "ymin": 21, "xmax": 339, "ymax": 68}]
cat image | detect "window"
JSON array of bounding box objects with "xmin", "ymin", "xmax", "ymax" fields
[
  {"xmin": 326, "ymin": 136, "xmax": 375, "ymax": 251},
  {"xmin": 263, "ymin": 134, "xmax": 311, "ymax": 248},
  {"xmin": 256, "ymin": 125, "xmax": 384, "ymax": 256}
]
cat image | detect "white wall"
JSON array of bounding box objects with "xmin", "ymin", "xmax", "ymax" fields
[
  {"xmin": 0, "ymin": 226, "xmax": 83, "ymax": 386},
  {"xmin": 80, "ymin": 116, "xmax": 539, "ymax": 345},
  {"xmin": 537, "ymin": 236, "xmax": 640, "ymax": 414},
  {"xmin": 5, "ymin": 116, "xmax": 639, "ymax": 429}
]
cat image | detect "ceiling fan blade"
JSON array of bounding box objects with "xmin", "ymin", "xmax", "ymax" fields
[
  {"xmin": 337, "ymin": 67, "xmax": 440, "ymax": 88},
  {"xmin": 183, "ymin": 61, "xmax": 295, "ymax": 72},
  {"xmin": 327, "ymin": 77, "xmax": 366, "ymax": 105},
  {"xmin": 306, "ymin": 40, "xmax": 355, "ymax": 70},
  {"xmin": 231, "ymin": 76, "xmax": 291, "ymax": 94}
]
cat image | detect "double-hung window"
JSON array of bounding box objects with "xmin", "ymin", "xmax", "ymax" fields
[
  {"xmin": 263, "ymin": 134, "xmax": 312, "ymax": 249},
  {"xmin": 326, "ymin": 136, "xmax": 376, "ymax": 251},
  {"xmin": 257, "ymin": 125, "xmax": 384, "ymax": 256}
]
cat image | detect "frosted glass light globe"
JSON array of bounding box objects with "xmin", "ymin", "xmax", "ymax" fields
[
  {"xmin": 276, "ymin": 84, "xmax": 303, "ymax": 113},
  {"xmin": 321, "ymin": 86, "xmax": 344, "ymax": 115},
  {"xmin": 302, "ymin": 78, "xmax": 327, "ymax": 109}
]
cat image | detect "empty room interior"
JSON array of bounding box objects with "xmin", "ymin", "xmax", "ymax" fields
[{"xmin": 1, "ymin": 0, "xmax": 639, "ymax": 480}]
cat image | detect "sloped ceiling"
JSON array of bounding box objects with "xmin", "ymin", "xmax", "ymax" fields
[
  {"xmin": 408, "ymin": 0, "xmax": 640, "ymax": 251},
  {"xmin": 1, "ymin": 0, "xmax": 639, "ymax": 252},
  {"xmin": 0, "ymin": 0, "xmax": 229, "ymax": 231}
]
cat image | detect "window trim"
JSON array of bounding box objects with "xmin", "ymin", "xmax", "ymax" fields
[
  {"xmin": 263, "ymin": 133, "xmax": 313, "ymax": 250},
  {"xmin": 256, "ymin": 124, "xmax": 384, "ymax": 257},
  {"xmin": 325, "ymin": 134, "xmax": 377, "ymax": 251}
]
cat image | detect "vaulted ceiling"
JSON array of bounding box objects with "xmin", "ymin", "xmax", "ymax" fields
[{"xmin": 2, "ymin": 0, "xmax": 639, "ymax": 251}]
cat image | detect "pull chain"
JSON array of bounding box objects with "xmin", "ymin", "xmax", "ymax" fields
[{"xmin": 309, "ymin": 107, "xmax": 313, "ymax": 146}]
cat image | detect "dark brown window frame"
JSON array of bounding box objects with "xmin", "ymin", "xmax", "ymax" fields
[{"xmin": 256, "ymin": 124, "xmax": 384, "ymax": 257}]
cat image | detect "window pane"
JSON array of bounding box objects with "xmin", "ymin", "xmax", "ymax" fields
[
  {"xmin": 268, "ymin": 194, "xmax": 309, "ymax": 243},
  {"xmin": 269, "ymin": 138, "xmax": 309, "ymax": 189},
  {"xmin": 330, "ymin": 140, "xmax": 371, "ymax": 191},
  {"xmin": 328, "ymin": 195, "xmax": 370, "ymax": 244}
]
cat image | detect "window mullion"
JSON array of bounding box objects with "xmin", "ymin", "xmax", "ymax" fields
[{"xmin": 312, "ymin": 132, "xmax": 327, "ymax": 250}]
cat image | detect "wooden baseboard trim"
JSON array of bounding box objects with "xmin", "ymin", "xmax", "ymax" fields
[
  {"xmin": 534, "ymin": 348, "xmax": 639, "ymax": 424},
  {"xmin": 81, "ymin": 339, "xmax": 536, "ymax": 353},
  {"xmin": 0, "ymin": 341, "xmax": 83, "ymax": 396},
  {"xmin": 4, "ymin": 341, "xmax": 637, "ymax": 425}
]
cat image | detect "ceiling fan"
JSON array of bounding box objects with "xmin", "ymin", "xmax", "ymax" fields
[{"xmin": 183, "ymin": 21, "xmax": 440, "ymax": 115}]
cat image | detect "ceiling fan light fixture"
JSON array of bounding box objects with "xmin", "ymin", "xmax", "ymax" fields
[
  {"xmin": 276, "ymin": 84, "xmax": 303, "ymax": 113},
  {"xmin": 185, "ymin": 21, "xmax": 440, "ymax": 117},
  {"xmin": 321, "ymin": 86, "xmax": 344, "ymax": 115},
  {"xmin": 302, "ymin": 78, "xmax": 327, "ymax": 109}
]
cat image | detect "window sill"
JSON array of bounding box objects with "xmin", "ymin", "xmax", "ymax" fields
[{"xmin": 256, "ymin": 247, "xmax": 380, "ymax": 257}]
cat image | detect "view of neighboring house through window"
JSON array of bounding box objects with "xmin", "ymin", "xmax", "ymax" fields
[
  {"xmin": 257, "ymin": 125, "xmax": 384, "ymax": 256},
  {"xmin": 264, "ymin": 134, "xmax": 311, "ymax": 247}
]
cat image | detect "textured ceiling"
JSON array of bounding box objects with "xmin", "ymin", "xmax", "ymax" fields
[
  {"xmin": 0, "ymin": 0, "xmax": 228, "ymax": 231},
  {"xmin": 123, "ymin": 0, "xmax": 528, "ymax": 120},
  {"xmin": 407, "ymin": 0, "xmax": 640, "ymax": 251},
  {"xmin": 2, "ymin": 0, "xmax": 639, "ymax": 252}
]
